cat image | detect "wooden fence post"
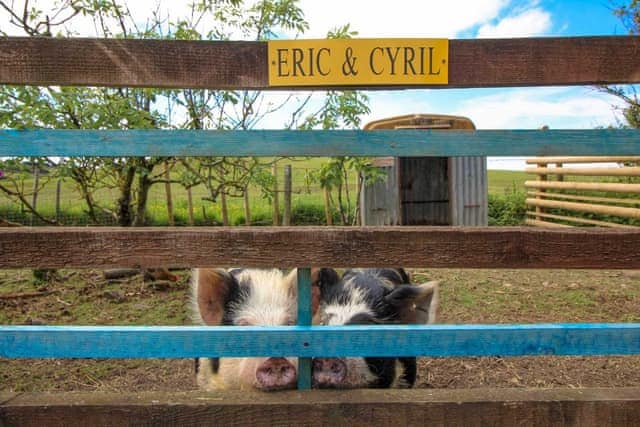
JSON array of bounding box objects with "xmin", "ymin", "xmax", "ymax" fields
[
  {"xmin": 220, "ymin": 190, "xmax": 229, "ymax": 226},
  {"xmin": 535, "ymin": 162, "xmax": 547, "ymax": 221},
  {"xmin": 557, "ymin": 162, "xmax": 564, "ymax": 182},
  {"xmin": 323, "ymin": 188, "xmax": 332, "ymax": 225},
  {"xmin": 30, "ymin": 162, "xmax": 39, "ymax": 226},
  {"xmin": 283, "ymin": 165, "xmax": 292, "ymax": 226},
  {"xmin": 186, "ymin": 187, "xmax": 194, "ymax": 226},
  {"xmin": 55, "ymin": 179, "xmax": 61, "ymax": 223},
  {"xmin": 272, "ymin": 163, "xmax": 279, "ymax": 226},
  {"xmin": 218, "ymin": 167, "xmax": 229, "ymax": 226},
  {"xmin": 244, "ymin": 187, "xmax": 251, "ymax": 226},
  {"xmin": 164, "ymin": 161, "xmax": 174, "ymax": 226}
]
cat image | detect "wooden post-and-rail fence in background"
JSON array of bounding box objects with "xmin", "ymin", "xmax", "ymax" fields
[
  {"xmin": 525, "ymin": 156, "xmax": 640, "ymax": 228},
  {"xmin": 2, "ymin": 36, "xmax": 640, "ymax": 425}
]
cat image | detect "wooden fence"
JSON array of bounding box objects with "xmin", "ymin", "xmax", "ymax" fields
[
  {"xmin": 1, "ymin": 36, "xmax": 640, "ymax": 425},
  {"xmin": 525, "ymin": 156, "xmax": 640, "ymax": 228}
]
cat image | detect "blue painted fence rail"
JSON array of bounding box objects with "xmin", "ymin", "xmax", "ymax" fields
[
  {"xmin": 1, "ymin": 129, "xmax": 640, "ymax": 157},
  {"xmin": 2, "ymin": 324, "xmax": 639, "ymax": 358}
]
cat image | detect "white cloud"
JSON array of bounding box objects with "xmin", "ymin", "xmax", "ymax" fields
[
  {"xmin": 297, "ymin": 0, "xmax": 510, "ymax": 38},
  {"xmin": 477, "ymin": 7, "xmax": 551, "ymax": 38},
  {"xmin": 453, "ymin": 87, "xmax": 626, "ymax": 129}
]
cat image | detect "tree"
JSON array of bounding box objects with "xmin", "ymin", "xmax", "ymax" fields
[
  {"xmin": 600, "ymin": 1, "xmax": 640, "ymax": 128},
  {"xmin": 0, "ymin": 1, "xmax": 371, "ymax": 226}
]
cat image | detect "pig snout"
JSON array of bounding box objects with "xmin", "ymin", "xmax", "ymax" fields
[
  {"xmin": 312, "ymin": 357, "xmax": 347, "ymax": 387},
  {"xmin": 255, "ymin": 357, "xmax": 297, "ymax": 390}
]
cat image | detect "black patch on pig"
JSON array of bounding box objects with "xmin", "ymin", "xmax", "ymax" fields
[
  {"xmin": 313, "ymin": 268, "xmax": 340, "ymax": 300},
  {"xmin": 363, "ymin": 357, "xmax": 397, "ymax": 388},
  {"xmin": 195, "ymin": 357, "xmax": 220, "ymax": 375},
  {"xmin": 202, "ymin": 270, "xmax": 245, "ymax": 372},
  {"xmin": 333, "ymin": 269, "xmax": 420, "ymax": 388},
  {"xmin": 398, "ymin": 357, "xmax": 417, "ymax": 387},
  {"xmin": 346, "ymin": 311, "xmax": 396, "ymax": 388}
]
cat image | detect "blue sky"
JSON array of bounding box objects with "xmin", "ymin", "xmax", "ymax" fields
[
  {"xmin": 292, "ymin": 0, "xmax": 632, "ymax": 130},
  {"xmin": 1, "ymin": 1, "xmax": 635, "ymax": 169},
  {"xmin": 293, "ymin": 0, "xmax": 635, "ymax": 168}
]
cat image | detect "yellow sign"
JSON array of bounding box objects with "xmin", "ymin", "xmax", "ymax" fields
[{"xmin": 268, "ymin": 38, "xmax": 448, "ymax": 87}]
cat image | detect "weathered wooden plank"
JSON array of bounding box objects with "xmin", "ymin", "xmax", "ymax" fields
[
  {"xmin": 1, "ymin": 324, "xmax": 639, "ymax": 358},
  {"xmin": 2, "ymin": 389, "xmax": 640, "ymax": 427},
  {"xmin": 527, "ymin": 166, "xmax": 640, "ymax": 176},
  {"xmin": 526, "ymin": 198, "xmax": 640, "ymax": 219},
  {"xmin": 2, "ymin": 129, "xmax": 640, "ymax": 157},
  {"xmin": 1, "ymin": 226, "xmax": 640, "ymax": 269},
  {"xmin": 524, "ymin": 180, "xmax": 640, "ymax": 194},
  {"xmin": 1, "ymin": 36, "xmax": 639, "ymax": 89},
  {"xmin": 526, "ymin": 211, "xmax": 638, "ymax": 229},
  {"xmin": 526, "ymin": 156, "xmax": 640, "ymax": 164},
  {"xmin": 296, "ymin": 268, "xmax": 312, "ymax": 390}
]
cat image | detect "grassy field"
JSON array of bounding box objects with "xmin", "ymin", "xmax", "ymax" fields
[{"xmin": 0, "ymin": 160, "xmax": 529, "ymax": 226}]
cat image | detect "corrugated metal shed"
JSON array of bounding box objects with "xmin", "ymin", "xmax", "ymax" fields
[{"xmin": 360, "ymin": 114, "xmax": 488, "ymax": 226}]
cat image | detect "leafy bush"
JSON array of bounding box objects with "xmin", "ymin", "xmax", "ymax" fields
[{"xmin": 488, "ymin": 189, "xmax": 527, "ymax": 226}]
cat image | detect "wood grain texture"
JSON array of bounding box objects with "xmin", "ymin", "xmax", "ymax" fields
[
  {"xmin": 526, "ymin": 156, "xmax": 640, "ymax": 164},
  {"xmin": 2, "ymin": 388, "xmax": 640, "ymax": 427},
  {"xmin": 1, "ymin": 36, "xmax": 639, "ymax": 89},
  {"xmin": 1, "ymin": 226, "xmax": 640, "ymax": 269},
  {"xmin": 526, "ymin": 198, "xmax": 640, "ymax": 219},
  {"xmin": 527, "ymin": 166, "xmax": 640, "ymax": 177},
  {"xmin": 2, "ymin": 129, "xmax": 640, "ymax": 157},
  {"xmin": 524, "ymin": 180, "xmax": 640, "ymax": 194},
  {"xmin": 2, "ymin": 324, "xmax": 639, "ymax": 358},
  {"xmin": 526, "ymin": 211, "xmax": 639, "ymax": 229},
  {"xmin": 296, "ymin": 268, "xmax": 312, "ymax": 390}
]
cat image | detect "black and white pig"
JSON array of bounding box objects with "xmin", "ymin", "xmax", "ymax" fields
[
  {"xmin": 311, "ymin": 268, "xmax": 439, "ymax": 389},
  {"xmin": 192, "ymin": 268, "xmax": 303, "ymax": 391}
]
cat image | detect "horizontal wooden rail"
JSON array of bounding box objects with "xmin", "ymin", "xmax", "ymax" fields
[
  {"xmin": 527, "ymin": 191, "xmax": 640, "ymax": 206},
  {"xmin": 3, "ymin": 388, "xmax": 640, "ymax": 427},
  {"xmin": 526, "ymin": 166, "xmax": 640, "ymax": 177},
  {"xmin": 1, "ymin": 36, "xmax": 639, "ymax": 89},
  {"xmin": 527, "ymin": 156, "xmax": 640, "ymax": 164},
  {"xmin": 524, "ymin": 218, "xmax": 571, "ymax": 227},
  {"xmin": 525, "ymin": 211, "xmax": 638, "ymax": 228},
  {"xmin": 524, "ymin": 180, "xmax": 640, "ymax": 194},
  {"xmin": 1, "ymin": 324, "xmax": 639, "ymax": 358},
  {"xmin": 526, "ymin": 198, "xmax": 640, "ymax": 219},
  {"xmin": 2, "ymin": 129, "xmax": 640, "ymax": 157},
  {"xmin": 2, "ymin": 226, "xmax": 640, "ymax": 269}
]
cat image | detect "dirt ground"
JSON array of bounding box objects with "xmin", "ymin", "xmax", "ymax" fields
[{"xmin": 1, "ymin": 268, "xmax": 639, "ymax": 392}]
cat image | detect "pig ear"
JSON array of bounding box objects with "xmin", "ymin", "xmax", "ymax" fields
[
  {"xmin": 311, "ymin": 268, "xmax": 340, "ymax": 298},
  {"xmin": 194, "ymin": 269, "xmax": 239, "ymax": 325},
  {"xmin": 383, "ymin": 280, "xmax": 439, "ymax": 324},
  {"xmin": 311, "ymin": 268, "xmax": 340, "ymax": 315}
]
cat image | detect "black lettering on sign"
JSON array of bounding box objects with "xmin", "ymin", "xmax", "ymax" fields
[
  {"xmin": 403, "ymin": 47, "xmax": 416, "ymax": 75},
  {"xmin": 277, "ymin": 48, "xmax": 289, "ymax": 77},
  {"xmin": 292, "ymin": 48, "xmax": 305, "ymax": 76},
  {"xmin": 317, "ymin": 48, "xmax": 331, "ymax": 76},
  {"xmin": 369, "ymin": 47, "xmax": 384, "ymax": 75},
  {"xmin": 428, "ymin": 46, "xmax": 441, "ymax": 76},
  {"xmin": 385, "ymin": 47, "xmax": 400, "ymax": 75}
]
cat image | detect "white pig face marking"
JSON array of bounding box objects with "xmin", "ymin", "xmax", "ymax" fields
[
  {"xmin": 192, "ymin": 268, "xmax": 299, "ymax": 391},
  {"xmin": 313, "ymin": 268, "xmax": 439, "ymax": 389},
  {"xmin": 230, "ymin": 269, "xmax": 297, "ymax": 327}
]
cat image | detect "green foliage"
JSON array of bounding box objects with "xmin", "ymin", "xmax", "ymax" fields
[
  {"xmin": 602, "ymin": 1, "xmax": 640, "ymax": 129},
  {"xmin": 488, "ymin": 188, "xmax": 527, "ymax": 226},
  {"xmin": 614, "ymin": 0, "xmax": 640, "ymax": 33}
]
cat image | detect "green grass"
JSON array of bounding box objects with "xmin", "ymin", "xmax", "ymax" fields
[
  {"xmin": 1, "ymin": 161, "xmax": 530, "ymax": 226},
  {"xmin": 487, "ymin": 170, "xmax": 528, "ymax": 194}
]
